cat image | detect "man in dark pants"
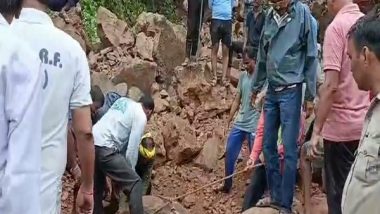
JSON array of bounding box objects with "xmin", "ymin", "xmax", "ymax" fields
[
  {"xmin": 251, "ymin": 0, "xmax": 318, "ymax": 213},
  {"xmin": 93, "ymin": 95, "xmax": 155, "ymax": 214},
  {"xmin": 310, "ymin": 0, "xmax": 370, "ymax": 213},
  {"xmin": 184, "ymin": 0, "xmax": 208, "ymax": 65},
  {"xmin": 209, "ymin": 0, "xmax": 235, "ymax": 86},
  {"xmin": 228, "ymin": 0, "xmax": 265, "ymax": 78}
]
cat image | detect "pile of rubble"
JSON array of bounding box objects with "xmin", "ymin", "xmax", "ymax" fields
[{"xmin": 56, "ymin": 2, "xmax": 329, "ymax": 213}]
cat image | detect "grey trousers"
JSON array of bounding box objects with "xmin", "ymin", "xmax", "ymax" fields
[{"xmin": 93, "ymin": 146, "xmax": 144, "ymax": 214}]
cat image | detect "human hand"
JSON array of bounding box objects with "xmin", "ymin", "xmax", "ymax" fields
[
  {"xmin": 310, "ymin": 133, "xmax": 323, "ymax": 159},
  {"xmin": 76, "ymin": 185, "xmax": 93, "ymax": 214},
  {"xmin": 304, "ymin": 101, "xmax": 314, "ymax": 119},
  {"xmin": 245, "ymin": 158, "xmax": 256, "ymax": 170}
]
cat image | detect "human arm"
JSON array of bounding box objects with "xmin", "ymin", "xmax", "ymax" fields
[
  {"xmin": 70, "ymin": 49, "xmax": 94, "ymax": 212},
  {"xmin": 3, "ymin": 47, "xmax": 43, "ymax": 214},
  {"xmin": 251, "ymin": 12, "xmax": 265, "ymax": 60},
  {"xmin": 312, "ymin": 24, "xmax": 342, "ymax": 136},
  {"xmin": 303, "ymin": 12, "xmax": 319, "ymax": 117},
  {"xmin": 227, "ymin": 74, "xmax": 243, "ymax": 125},
  {"xmin": 126, "ymin": 116, "xmax": 147, "ymax": 168},
  {"xmin": 251, "ymin": 18, "xmax": 268, "ymax": 95},
  {"xmin": 249, "ymin": 111, "xmax": 265, "ymax": 162}
]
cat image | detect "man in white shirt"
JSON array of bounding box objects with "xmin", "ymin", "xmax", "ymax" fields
[
  {"xmin": 0, "ymin": 2, "xmax": 43, "ymax": 213},
  {"xmin": 12, "ymin": 0, "xmax": 95, "ymax": 213},
  {"xmin": 93, "ymin": 95, "xmax": 154, "ymax": 214}
]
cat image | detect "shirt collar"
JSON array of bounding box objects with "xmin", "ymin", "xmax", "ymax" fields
[
  {"xmin": 0, "ymin": 14, "xmax": 8, "ymax": 26},
  {"xmin": 337, "ymin": 3, "xmax": 361, "ymax": 16},
  {"xmin": 18, "ymin": 8, "xmax": 54, "ymax": 26}
]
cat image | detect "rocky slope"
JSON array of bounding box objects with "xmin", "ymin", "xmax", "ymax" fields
[{"xmin": 56, "ymin": 3, "xmax": 328, "ymax": 214}]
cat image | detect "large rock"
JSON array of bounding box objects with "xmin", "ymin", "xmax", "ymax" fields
[
  {"xmin": 193, "ymin": 136, "xmax": 223, "ymax": 171},
  {"xmin": 97, "ymin": 7, "xmax": 135, "ymax": 48},
  {"xmin": 133, "ymin": 12, "xmax": 186, "ymax": 71},
  {"xmin": 135, "ymin": 32, "xmax": 155, "ymax": 61},
  {"xmin": 142, "ymin": 196, "xmax": 189, "ymax": 214},
  {"xmin": 112, "ymin": 58, "xmax": 157, "ymax": 94},
  {"xmin": 52, "ymin": 11, "xmax": 87, "ymax": 52},
  {"xmin": 91, "ymin": 72, "xmax": 129, "ymax": 95},
  {"xmin": 161, "ymin": 115, "xmax": 201, "ymax": 164}
]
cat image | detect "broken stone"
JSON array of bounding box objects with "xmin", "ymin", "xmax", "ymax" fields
[
  {"xmin": 183, "ymin": 195, "xmax": 196, "ymax": 208},
  {"xmin": 151, "ymin": 82, "xmax": 160, "ymax": 94},
  {"xmin": 134, "ymin": 12, "xmax": 186, "ymax": 72},
  {"xmin": 52, "ymin": 13, "xmax": 86, "ymax": 52},
  {"xmin": 153, "ymin": 93, "xmax": 170, "ymax": 113},
  {"xmin": 143, "ymin": 196, "xmax": 189, "ymax": 214},
  {"xmin": 97, "ymin": 7, "xmax": 134, "ymax": 48},
  {"xmin": 193, "ymin": 137, "xmax": 223, "ymax": 172},
  {"xmin": 161, "ymin": 115, "xmax": 201, "ymax": 164},
  {"xmin": 229, "ymin": 67, "xmax": 240, "ymax": 87},
  {"xmin": 135, "ymin": 32, "xmax": 155, "ymax": 61},
  {"xmin": 112, "ymin": 58, "xmax": 157, "ymax": 94},
  {"xmin": 159, "ymin": 90, "xmax": 169, "ymax": 98},
  {"xmin": 128, "ymin": 86, "xmax": 143, "ymax": 102}
]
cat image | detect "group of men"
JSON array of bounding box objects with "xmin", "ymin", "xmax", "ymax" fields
[
  {"xmin": 185, "ymin": 0, "xmax": 380, "ymax": 214},
  {"xmin": 0, "ymin": 0, "xmax": 156, "ymax": 214}
]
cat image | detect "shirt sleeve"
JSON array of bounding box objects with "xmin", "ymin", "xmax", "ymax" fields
[
  {"xmin": 303, "ymin": 10, "xmax": 318, "ymax": 102},
  {"xmin": 250, "ymin": 111, "xmax": 265, "ymax": 161},
  {"xmin": 3, "ymin": 46, "xmax": 43, "ymax": 214},
  {"xmin": 70, "ymin": 48, "xmax": 92, "ymax": 109},
  {"xmin": 251, "ymin": 21, "xmax": 268, "ymax": 94},
  {"xmin": 125, "ymin": 112, "xmax": 147, "ymax": 168},
  {"xmin": 251, "ymin": 12, "xmax": 265, "ymax": 59},
  {"xmin": 323, "ymin": 23, "xmax": 344, "ymax": 72}
]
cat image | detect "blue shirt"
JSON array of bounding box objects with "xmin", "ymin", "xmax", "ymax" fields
[
  {"xmin": 209, "ymin": 0, "xmax": 235, "ymax": 20},
  {"xmin": 252, "ymin": 1, "xmax": 318, "ymax": 102}
]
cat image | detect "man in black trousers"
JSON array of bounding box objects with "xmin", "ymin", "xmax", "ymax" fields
[{"xmin": 184, "ymin": 0, "xmax": 208, "ymax": 65}]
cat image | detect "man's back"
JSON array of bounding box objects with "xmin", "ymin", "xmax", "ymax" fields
[
  {"xmin": 93, "ymin": 97, "xmax": 147, "ymax": 153},
  {"xmin": 0, "ymin": 27, "xmax": 42, "ymax": 214},
  {"xmin": 11, "ymin": 8, "xmax": 91, "ymax": 213},
  {"xmin": 210, "ymin": 0, "xmax": 233, "ymax": 20},
  {"xmin": 322, "ymin": 4, "xmax": 369, "ymax": 142}
]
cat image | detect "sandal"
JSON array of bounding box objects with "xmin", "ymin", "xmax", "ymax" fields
[
  {"xmin": 256, "ymin": 197, "xmax": 272, "ymax": 207},
  {"xmin": 210, "ymin": 76, "xmax": 217, "ymax": 86}
]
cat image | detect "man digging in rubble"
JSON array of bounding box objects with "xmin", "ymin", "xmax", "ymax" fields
[
  {"xmin": 12, "ymin": 0, "xmax": 95, "ymax": 213},
  {"xmin": 217, "ymin": 50, "xmax": 260, "ymax": 194},
  {"xmin": 251, "ymin": 0, "xmax": 318, "ymax": 212},
  {"xmin": 92, "ymin": 95, "xmax": 154, "ymax": 214}
]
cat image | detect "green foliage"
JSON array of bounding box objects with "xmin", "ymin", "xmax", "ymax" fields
[
  {"xmin": 81, "ymin": 0, "xmax": 179, "ymax": 45},
  {"xmin": 81, "ymin": 0, "xmax": 100, "ymax": 44}
]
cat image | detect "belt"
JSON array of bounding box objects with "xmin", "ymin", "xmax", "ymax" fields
[{"xmin": 274, "ymin": 84, "xmax": 297, "ymax": 92}]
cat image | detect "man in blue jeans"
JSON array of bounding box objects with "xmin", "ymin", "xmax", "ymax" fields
[
  {"xmin": 251, "ymin": 0, "xmax": 318, "ymax": 213},
  {"xmin": 218, "ymin": 51, "xmax": 260, "ymax": 193}
]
